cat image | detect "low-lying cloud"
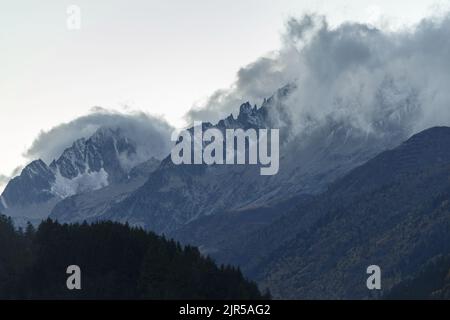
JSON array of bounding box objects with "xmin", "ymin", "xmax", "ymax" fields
[
  {"xmin": 186, "ymin": 12, "xmax": 450, "ymax": 141},
  {"xmin": 0, "ymin": 175, "xmax": 9, "ymax": 187},
  {"xmin": 25, "ymin": 107, "xmax": 174, "ymax": 168}
]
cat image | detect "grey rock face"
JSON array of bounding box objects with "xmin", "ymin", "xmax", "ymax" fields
[
  {"xmin": 1, "ymin": 160, "xmax": 55, "ymax": 207},
  {"xmin": 49, "ymin": 157, "xmax": 160, "ymax": 224},
  {"xmin": 1, "ymin": 127, "xmax": 152, "ymax": 223},
  {"xmin": 94, "ymin": 86, "xmax": 405, "ymax": 234},
  {"xmin": 49, "ymin": 127, "xmax": 136, "ymax": 184}
]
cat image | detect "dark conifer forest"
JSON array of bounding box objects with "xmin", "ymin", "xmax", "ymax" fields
[
  {"xmin": 0, "ymin": 214, "xmax": 267, "ymax": 299},
  {"xmin": 385, "ymin": 255, "xmax": 450, "ymax": 299}
]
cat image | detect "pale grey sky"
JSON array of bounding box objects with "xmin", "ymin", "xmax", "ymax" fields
[{"xmin": 0, "ymin": 0, "xmax": 448, "ymax": 190}]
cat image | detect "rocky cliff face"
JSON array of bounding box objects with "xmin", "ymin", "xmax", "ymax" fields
[
  {"xmin": 0, "ymin": 127, "xmax": 156, "ymax": 224},
  {"xmin": 81, "ymin": 86, "xmax": 404, "ymax": 234}
]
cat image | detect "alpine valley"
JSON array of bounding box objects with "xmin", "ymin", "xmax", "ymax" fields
[{"xmin": 3, "ymin": 81, "xmax": 449, "ymax": 298}]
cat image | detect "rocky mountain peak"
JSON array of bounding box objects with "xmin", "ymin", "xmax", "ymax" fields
[{"xmin": 0, "ymin": 126, "xmax": 145, "ymax": 210}]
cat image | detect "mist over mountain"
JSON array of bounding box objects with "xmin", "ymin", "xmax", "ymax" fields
[
  {"xmin": 0, "ymin": 175, "xmax": 8, "ymax": 189},
  {"xmin": 188, "ymin": 13, "xmax": 450, "ymax": 141},
  {"xmin": 25, "ymin": 107, "xmax": 173, "ymax": 169},
  {"xmin": 0, "ymin": 108, "xmax": 173, "ymax": 194}
]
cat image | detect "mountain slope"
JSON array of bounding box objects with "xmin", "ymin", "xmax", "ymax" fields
[
  {"xmin": 1, "ymin": 160, "xmax": 55, "ymax": 208},
  {"xmin": 385, "ymin": 254, "xmax": 450, "ymax": 299},
  {"xmin": 49, "ymin": 158, "xmax": 160, "ymax": 224},
  {"xmin": 83, "ymin": 87, "xmax": 403, "ymax": 234},
  {"xmin": 171, "ymin": 194, "xmax": 312, "ymax": 256},
  {"xmin": 224, "ymin": 126, "xmax": 450, "ymax": 299}
]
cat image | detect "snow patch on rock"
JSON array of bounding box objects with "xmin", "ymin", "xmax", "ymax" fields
[{"xmin": 51, "ymin": 168, "xmax": 109, "ymax": 198}]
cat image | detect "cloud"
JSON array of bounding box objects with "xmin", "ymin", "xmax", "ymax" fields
[
  {"xmin": 24, "ymin": 108, "xmax": 174, "ymax": 167},
  {"xmin": 186, "ymin": 53, "xmax": 297, "ymax": 123},
  {"xmin": 185, "ymin": 14, "xmax": 324, "ymax": 124},
  {"xmin": 0, "ymin": 175, "xmax": 8, "ymax": 186},
  {"xmin": 185, "ymin": 12, "xmax": 450, "ymax": 141}
]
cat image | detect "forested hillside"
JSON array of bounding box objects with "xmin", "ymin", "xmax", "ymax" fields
[
  {"xmin": 0, "ymin": 214, "xmax": 267, "ymax": 299},
  {"xmin": 386, "ymin": 255, "xmax": 450, "ymax": 299}
]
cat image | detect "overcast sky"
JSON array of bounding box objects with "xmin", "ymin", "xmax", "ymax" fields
[{"xmin": 0, "ymin": 0, "xmax": 448, "ymax": 190}]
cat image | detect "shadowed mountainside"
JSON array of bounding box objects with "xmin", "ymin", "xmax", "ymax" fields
[{"xmin": 213, "ymin": 127, "xmax": 450, "ymax": 298}]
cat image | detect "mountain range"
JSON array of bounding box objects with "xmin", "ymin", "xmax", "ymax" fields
[
  {"xmin": 0, "ymin": 127, "xmax": 160, "ymax": 226},
  {"xmin": 51, "ymin": 85, "xmax": 404, "ymax": 234},
  {"xmin": 2, "ymin": 85, "xmax": 450, "ymax": 298},
  {"xmin": 2, "ymin": 85, "xmax": 393, "ymax": 231}
]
